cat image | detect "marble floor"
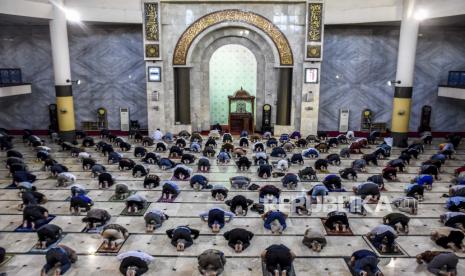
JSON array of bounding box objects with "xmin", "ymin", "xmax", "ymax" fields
[{"xmin": 0, "ymin": 134, "xmax": 464, "ymax": 275}]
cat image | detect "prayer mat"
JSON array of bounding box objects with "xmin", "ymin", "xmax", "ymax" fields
[
  {"xmin": 109, "ymin": 190, "xmax": 136, "ymax": 202},
  {"xmin": 96, "ymin": 239, "xmax": 126, "ymax": 254},
  {"xmin": 0, "ymin": 254, "xmax": 13, "ymax": 267},
  {"xmin": 64, "ymin": 190, "xmax": 89, "ymax": 201},
  {"xmin": 29, "ymin": 237, "xmax": 63, "ymax": 253},
  {"xmin": 15, "ymin": 215, "xmax": 56, "ymax": 232},
  {"xmin": 157, "ymin": 194, "xmax": 178, "ymax": 203},
  {"xmin": 344, "ymin": 257, "xmax": 365, "ymax": 276},
  {"xmin": 321, "ymin": 218, "xmax": 354, "ymax": 236},
  {"xmin": 261, "ymin": 261, "xmax": 295, "ymax": 276},
  {"xmin": 4, "ymin": 183, "xmax": 17, "ymax": 189},
  {"xmin": 120, "ymin": 202, "xmax": 150, "ymax": 216},
  {"xmin": 82, "ymin": 224, "xmax": 107, "ymax": 233},
  {"xmin": 363, "ymin": 236, "xmax": 407, "ymax": 256},
  {"xmin": 171, "ymin": 175, "xmax": 191, "ymax": 181}
]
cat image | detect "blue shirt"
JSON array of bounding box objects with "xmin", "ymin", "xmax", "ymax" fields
[
  {"xmin": 323, "ymin": 174, "xmax": 339, "ymax": 182},
  {"xmin": 72, "ymin": 194, "xmax": 92, "ymax": 204},
  {"xmin": 377, "ymin": 144, "xmax": 391, "ymax": 151},
  {"xmin": 190, "ymin": 142, "xmax": 201, "ymax": 151},
  {"xmin": 302, "ymin": 148, "xmax": 319, "ymax": 157},
  {"xmin": 164, "ymin": 181, "xmax": 180, "ymax": 193},
  {"xmin": 190, "ymin": 175, "xmax": 207, "ymax": 186},
  {"xmin": 443, "ymin": 143, "xmax": 454, "ymax": 151},
  {"xmin": 446, "ymin": 196, "xmax": 465, "ymax": 209},
  {"xmin": 264, "ymin": 211, "xmax": 287, "ymax": 230},
  {"xmin": 159, "ymin": 158, "xmax": 174, "ymax": 168},
  {"xmin": 352, "ymin": 250, "xmax": 377, "ymax": 260},
  {"xmin": 431, "ymin": 154, "xmax": 446, "ymax": 162},
  {"xmin": 217, "ymin": 152, "xmax": 230, "ymax": 161},
  {"xmin": 405, "ymin": 183, "xmax": 417, "ymax": 192},
  {"xmin": 282, "ymin": 174, "xmax": 298, "ymax": 185},
  {"xmin": 311, "ymin": 185, "xmax": 329, "ymax": 197},
  {"xmin": 199, "ymin": 208, "xmax": 234, "ymax": 220},
  {"xmin": 415, "ymin": 175, "xmax": 433, "ymax": 186},
  {"xmin": 14, "ymin": 171, "xmax": 35, "ymax": 183}
]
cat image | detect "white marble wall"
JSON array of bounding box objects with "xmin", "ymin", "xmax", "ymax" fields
[{"xmin": 300, "ymin": 62, "xmax": 321, "ymax": 135}]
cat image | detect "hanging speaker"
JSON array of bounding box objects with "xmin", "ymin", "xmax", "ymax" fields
[{"xmin": 48, "ymin": 104, "xmax": 58, "ymax": 132}]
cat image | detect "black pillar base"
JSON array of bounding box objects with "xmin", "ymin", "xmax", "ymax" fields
[
  {"xmin": 392, "ymin": 131, "xmax": 408, "ymax": 148},
  {"xmin": 59, "ymin": 130, "xmax": 76, "ymax": 142}
]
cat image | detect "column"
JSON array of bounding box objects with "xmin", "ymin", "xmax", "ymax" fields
[
  {"xmin": 276, "ymin": 68, "xmax": 292, "ymax": 125},
  {"xmin": 174, "ymin": 68, "xmax": 191, "ymax": 124},
  {"xmin": 300, "ymin": 0, "xmax": 324, "ymax": 136},
  {"xmin": 143, "ymin": 1, "xmax": 172, "ymax": 134},
  {"xmin": 391, "ymin": 0, "xmax": 419, "ymax": 146},
  {"xmin": 49, "ymin": 0, "xmax": 75, "ymax": 141}
]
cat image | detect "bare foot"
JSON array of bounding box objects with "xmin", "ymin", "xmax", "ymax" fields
[{"xmin": 212, "ymin": 225, "xmax": 220, "ymax": 233}]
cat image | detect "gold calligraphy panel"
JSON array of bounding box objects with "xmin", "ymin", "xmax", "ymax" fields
[
  {"xmin": 146, "ymin": 44, "xmax": 160, "ymax": 58},
  {"xmin": 307, "ymin": 3, "xmax": 322, "ymax": 42},
  {"xmin": 172, "ymin": 9, "xmax": 293, "ymax": 66},
  {"xmin": 144, "ymin": 2, "xmax": 159, "ymax": 41},
  {"xmin": 306, "ymin": 45, "xmax": 321, "ymax": 59}
]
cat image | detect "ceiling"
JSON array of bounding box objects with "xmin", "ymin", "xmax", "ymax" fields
[
  {"xmin": 1, "ymin": 9, "xmax": 465, "ymax": 27},
  {"xmin": 422, "ymin": 14, "xmax": 465, "ymax": 27},
  {"xmin": 0, "ymin": 13, "xmax": 139, "ymax": 26},
  {"xmin": 336, "ymin": 13, "xmax": 465, "ymax": 28},
  {"xmin": 0, "ymin": 14, "xmax": 49, "ymax": 25}
]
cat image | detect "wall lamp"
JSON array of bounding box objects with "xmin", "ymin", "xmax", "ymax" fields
[
  {"xmin": 414, "ymin": 9, "xmax": 428, "ymax": 21},
  {"xmin": 387, "ymin": 80, "xmax": 401, "ymax": 86},
  {"xmin": 66, "ymin": 79, "xmax": 81, "ymax": 85}
]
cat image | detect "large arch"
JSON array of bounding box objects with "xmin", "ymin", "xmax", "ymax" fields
[
  {"xmin": 209, "ymin": 44, "xmax": 257, "ymax": 127},
  {"xmin": 188, "ymin": 27, "xmax": 279, "ymax": 131},
  {"xmin": 172, "ymin": 9, "xmax": 294, "ymax": 66}
]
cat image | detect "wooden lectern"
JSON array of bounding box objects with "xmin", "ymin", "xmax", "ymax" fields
[{"xmin": 228, "ymin": 88, "xmax": 255, "ymax": 133}]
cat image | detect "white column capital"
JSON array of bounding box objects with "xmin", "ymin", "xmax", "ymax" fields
[
  {"xmin": 49, "ymin": 0, "xmax": 71, "ymax": 86},
  {"xmin": 395, "ymin": 0, "xmax": 420, "ymax": 87}
]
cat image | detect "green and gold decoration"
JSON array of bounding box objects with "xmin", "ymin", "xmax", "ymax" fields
[
  {"xmin": 145, "ymin": 44, "xmax": 160, "ymax": 58},
  {"xmin": 306, "ymin": 45, "xmax": 321, "ymax": 59}
]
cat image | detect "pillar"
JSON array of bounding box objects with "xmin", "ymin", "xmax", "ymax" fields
[
  {"xmin": 391, "ymin": 0, "xmax": 419, "ymax": 146},
  {"xmin": 49, "ymin": 0, "xmax": 75, "ymax": 141},
  {"xmin": 174, "ymin": 68, "xmax": 191, "ymax": 124},
  {"xmin": 301, "ymin": 0, "xmax": 324, "ymax": 135},
  {"xmin": 276, "ymin": 68, "xmax": 292, "ymax": 125}
]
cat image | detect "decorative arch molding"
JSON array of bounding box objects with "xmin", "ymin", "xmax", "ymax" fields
[
  {"xmin": 189, "ymin": 29, "xmax": 276, "ymax": 131},
  {"xmin": 172, "ymin": 9, "xmax": 294, "ymax": 66}
]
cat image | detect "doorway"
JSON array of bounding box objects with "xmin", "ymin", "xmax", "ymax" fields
[{"xmin": 209, "ymin": 44, "xmax": 257, "ymax": 131}]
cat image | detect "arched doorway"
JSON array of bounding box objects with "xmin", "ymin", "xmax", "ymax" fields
[
  {"xmin": 170, "ymin": 9, "xmax": 295, "ymax": 133},
  {"xmin": 209, "ymin": 44, "xmax": 257, "ymax": 131}
]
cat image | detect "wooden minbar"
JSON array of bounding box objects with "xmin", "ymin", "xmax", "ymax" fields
[{"xmin": 228, "ymin": 88, "xmax": 255, "ymax": 133}]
